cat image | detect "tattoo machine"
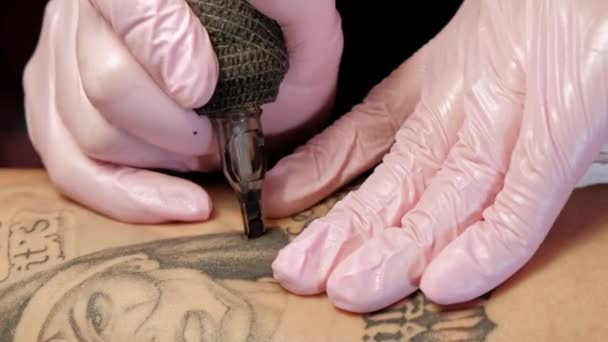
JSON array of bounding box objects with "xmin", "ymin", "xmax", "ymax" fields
[{"xmin": 185, "ymin": 0, "xmax": 289, "ymax": 239}]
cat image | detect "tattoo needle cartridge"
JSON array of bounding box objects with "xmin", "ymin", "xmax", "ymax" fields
[
  {"xmin": 186, "ymin": 0, "xmax": 289, "ymax": 238},
  {"xmin": 210, "ymin": 108, "xmax": 266, "ymax": 238}
]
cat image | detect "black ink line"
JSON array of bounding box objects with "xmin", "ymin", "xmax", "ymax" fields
[
  {"xmin": 69, "ymin": 307, "xmax": 87, "ymax": 342},
  {"xmin": 13, "ymin": 246, "xmax": 49, "ymax": 260},
  {"xmin": 44, "ymin": 233, "xmax": 62, "ymax": 244},
  {"xmin": 33, "ymin": 219, "xmax": 51, "ymax": 232},
  {"xmin": 134, "ymin": 282, "xmax": 163, "ymax": 334},
  {"xmin": 24, "ymin": 255, "xmax": 50, "ymax": 270}
]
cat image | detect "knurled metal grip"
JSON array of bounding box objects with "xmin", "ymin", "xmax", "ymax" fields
[{"xmin": 186, "ymin": 0, "xmax": 289, "ymax": 116}]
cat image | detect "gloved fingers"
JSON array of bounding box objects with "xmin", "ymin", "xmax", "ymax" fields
[
  {"xmin": 419, "ymin": 137, "xmax": 606, "ymax": 305},
  {"xmin": 23, "ymin": 1, "xmax": 213, "ymax": 223},
  {"xmin": 39, "ymin": 103, "xmax": 213, "ymax": 223},
  {"xmin": 325, "ymin": 227, "xmax": 424, "ymax": 312},
  {"xmin": 272, "ymin": 217, "xmax": 367, "ymax": 295},
  {"xmin": 263, "ymin": 48, "xmax": 428, "ymax": 218},
  {"xmin": 420, "ymin": 4, "xmax": 608, "ymax": 305},
  {"xmin": 326, "ymin": 75, "xmax": 520, "ymax": 312},
  {"xmin": 247, "ymin": 0, "xmax": 342, "ymax": 89},
  {"xmin": 76, "ymin": 0, "xmax": 217, "ymax": 158},
  {"xmin": 87, "ymin": 0, "xmax": 219, "ymax": 108},
  {"xmin": 271, "ymin": 39, "xmax": 472, "ymax": 295},
  {"xmin": 325, "ymin": 73, "xmax": 524, "ymax": 311},
  {"xmin": 249, "ymin": 0, "xmax": 344, "ymax": 138},
  {"xmin": 247, "ymin": 0, "xmax": 338, "ymax": 30},
  {"xmin": 323, "ymin": 4, "xmax": 527, "ymax": 312},
  {"xmin": 270, "ymin": 2, "xmax": 485, "ymax": 293},
  {"xmin": 263, "ymin": 0, "xmax": 481, "ymax": 218},
  {"xmin": 397, "ymin": 0, "xmax": 526, "ymax": 269}
]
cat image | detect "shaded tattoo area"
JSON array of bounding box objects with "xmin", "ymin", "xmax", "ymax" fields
[{"xmin": 0, "ymin": 229, "xmax": 289, "ymax": 341}]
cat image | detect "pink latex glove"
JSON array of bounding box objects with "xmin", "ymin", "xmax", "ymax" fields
[
  {"xmin": 270, "ymin": 0, "xmax": 608, "ymax": 312},
  {"xmin": 23, "ymin": 0, "xmax": 342, "ymax": 223}
]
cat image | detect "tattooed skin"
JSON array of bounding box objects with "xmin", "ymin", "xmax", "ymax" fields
[
  {"xmin": 362, "ymin": 292, "xmax": 495, "ymax": 341},
  {"xmin": 0, "ymin": 230, "xmax": 289, "ymax": 341},
  {"xmin": 0, "ymin": 178, "xmax": 496, "ymax": 342}
]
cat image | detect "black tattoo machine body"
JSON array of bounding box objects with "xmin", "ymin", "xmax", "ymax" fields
[{"xmin": 185, "ymin": 0, "xmax": 289, "ymax": 238}]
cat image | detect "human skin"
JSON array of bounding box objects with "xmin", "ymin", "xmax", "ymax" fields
[{"xmin": 0, "ymin": 169, "xmax": 607, "ymax": 341}]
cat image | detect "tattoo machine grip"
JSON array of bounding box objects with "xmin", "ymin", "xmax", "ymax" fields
[{"xmin": 186, "ymin": 0, "xmax": 289, "ymax": 238}]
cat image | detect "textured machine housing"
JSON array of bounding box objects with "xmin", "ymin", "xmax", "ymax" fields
[{"xmin": 186, "ymin": 0, "xmax": 289, "ymax": 116}]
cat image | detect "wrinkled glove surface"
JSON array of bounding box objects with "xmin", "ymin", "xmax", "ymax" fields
[
  {"xmin": 270, "ymin": 0, "xmax": 608, "ymax": 312},
  {"xmin": 24, "ymin": 0, "xmax": 342, "ymax": 223}
]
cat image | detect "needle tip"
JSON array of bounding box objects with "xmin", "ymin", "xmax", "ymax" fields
[{"xmin": 240, "ymin": 190, "xmax": 265, "ymax": 239}]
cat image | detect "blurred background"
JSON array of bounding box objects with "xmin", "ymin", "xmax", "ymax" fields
[
  {"xmin": 1, "ymin": 1, "xmax": 47, "ymax": 167},
  {"xmin": 0, "ymin": 0, "xmax": 462, "ymax": 168}
]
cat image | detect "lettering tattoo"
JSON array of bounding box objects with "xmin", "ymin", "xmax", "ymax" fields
[
  {"xmin": 0, "ymin": 179, "xmax": 497, "ymax": 341},
  {"xmin": 362, "ymin": 292, "xmax": 495, "ymax": 341},
  {"xmin": 0, "ymin": 210, "xmax": 68, "ymax": 283}
]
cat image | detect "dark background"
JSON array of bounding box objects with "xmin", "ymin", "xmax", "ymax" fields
[{"xmin": 0, "ymin": 0, "xmax": 463, "ymax": 167}]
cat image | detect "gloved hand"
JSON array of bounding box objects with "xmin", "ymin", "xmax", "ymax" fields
[
  {"xmin": 23, "ymin": 0, "xmax": 342, "ymax": 223},
  {"xmin": 269, "ymin": 0, "xmax": 608, "ymax": 312}
]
